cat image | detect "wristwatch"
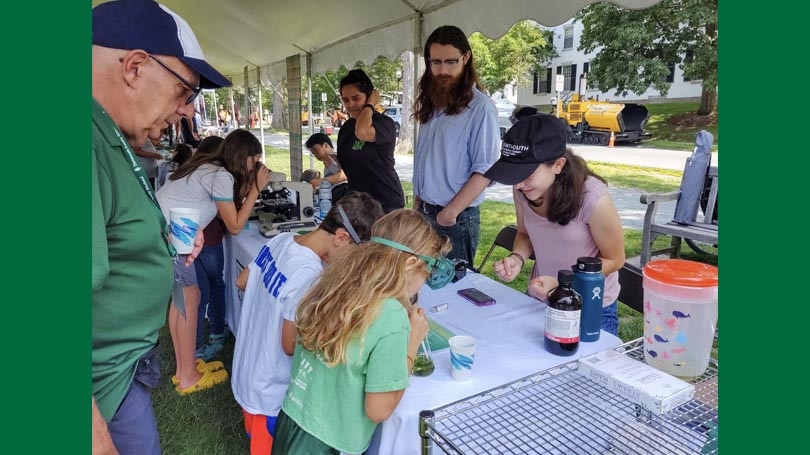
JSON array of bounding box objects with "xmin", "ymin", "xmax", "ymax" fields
[{"xmin": 364, "ymin": 104, "xmax": 375, "ymax": 112}]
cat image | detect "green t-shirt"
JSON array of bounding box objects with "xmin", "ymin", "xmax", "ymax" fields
[
  {"xmin": 282, "ymin": 297, "xmax": 411, "ymax": 453},
  {"xmin": 91, "ymin": 99, "xmax": 173, "ymax": 421}
]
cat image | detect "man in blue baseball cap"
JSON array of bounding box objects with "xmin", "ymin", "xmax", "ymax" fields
[{"xmin": 92, "ymin": 1, "xmax": 231, "ymax": 453}]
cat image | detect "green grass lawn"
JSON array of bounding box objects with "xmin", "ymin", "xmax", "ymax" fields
[{"xmin": 644, "ymin": 102, "xmax": 718, "ymax": 151}]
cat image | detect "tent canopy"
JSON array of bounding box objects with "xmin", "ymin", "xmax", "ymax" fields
[{"xmin": 97, "ymin": 0, "xmax": 663, "ymax": 79}]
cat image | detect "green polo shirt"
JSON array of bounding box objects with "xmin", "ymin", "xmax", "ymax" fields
[{"xmin": 91, "ymin": 99, "xmax": 173, "ymax": 421}]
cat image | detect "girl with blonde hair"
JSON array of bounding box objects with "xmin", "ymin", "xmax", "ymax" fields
[{"xmin": 271, "ymin": 209, "xmax": 452, "ymax": 455}]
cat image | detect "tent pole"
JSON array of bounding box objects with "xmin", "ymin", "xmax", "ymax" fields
[
  {"xmin": 411, "ymin": 13, "xmax": 424, "ymax": 159},
  {"xmin": 256, "ymin": 66, "xmax": 265, "ymax": 161},
  {"xmin": 306, "ymin": 53, "xmax": 315, "ymax": 170},
  {"xmin": 244, "ymin": 65, "xmax": 249, "ymax": 130}
]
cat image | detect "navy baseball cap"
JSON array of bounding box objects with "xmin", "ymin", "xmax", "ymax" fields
[
  {"xmin": 484, "ymin": 113, "xmax": 568, "ymax": 185},
  {"xmin": 92, "ymin": 0, "xmax": 231, "ymax": 89}
]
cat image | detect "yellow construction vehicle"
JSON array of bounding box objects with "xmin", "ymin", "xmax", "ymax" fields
[{"xmin": 554, "ymin": 74, "xmax": 652, "ymax": 145}]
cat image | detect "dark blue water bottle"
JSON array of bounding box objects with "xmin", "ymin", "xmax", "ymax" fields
[{"xmin": 573, "ymin": 257, "xmax": 604, "ymax": 342}]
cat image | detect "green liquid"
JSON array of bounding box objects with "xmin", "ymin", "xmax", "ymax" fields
[{"xmin": 411, "ymin": 354, "xmax": 435, "ymax": 377}]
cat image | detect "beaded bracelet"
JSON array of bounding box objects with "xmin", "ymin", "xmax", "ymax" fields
[{"xmin": 509, "ymin": 252, "xmax": 526, "ymax": 268}]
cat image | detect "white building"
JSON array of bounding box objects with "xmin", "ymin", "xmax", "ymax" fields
[{"xmin": 516, "ymin": 19, "xmax": 703, "ymax": 109}]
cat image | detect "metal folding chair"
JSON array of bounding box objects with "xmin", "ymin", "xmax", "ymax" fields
[{"xmin": 475, "ymin": 224, "xmax": 534, "ymax": 272}]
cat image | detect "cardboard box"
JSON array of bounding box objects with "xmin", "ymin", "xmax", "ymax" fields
[{"xmin": 577, "ymin": 349, "xmax": 695, "ymax": 416}]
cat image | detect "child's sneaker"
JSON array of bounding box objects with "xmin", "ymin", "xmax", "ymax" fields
[{"xmin": 197, "ymin": 332, "xmax": 227, "ymax": 361}]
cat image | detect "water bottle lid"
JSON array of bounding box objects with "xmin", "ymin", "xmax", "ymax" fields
[
  {"xmin": 574, "ymin": 256, "xmax": 602, "ymax": 272},
  {"xmin": 557, "ymin": 269, "xmax": 574, "ymax": 284}
]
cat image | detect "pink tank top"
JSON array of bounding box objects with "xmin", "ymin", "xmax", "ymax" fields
[{"xmin": 520, "ymin": 176, "xmax": 620, "ymax": 306}]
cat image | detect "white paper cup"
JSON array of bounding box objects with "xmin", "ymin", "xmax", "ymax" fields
[
  {"xmin": 168, "ymin": 208, "xmax": 201, "ymax": 254},
  {"xmin": 448, "ymin": 335, "xmax": 478, "ymax": 381}
]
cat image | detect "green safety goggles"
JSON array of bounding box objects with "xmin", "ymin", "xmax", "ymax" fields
[{"xmin": 370, "ymin": 236, "xmax": 454, "ymax": 290}]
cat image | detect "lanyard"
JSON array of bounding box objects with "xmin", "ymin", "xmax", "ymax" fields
[{"xmin": 110, "ymin": 125, "xmax": 177, "ymax": 257}]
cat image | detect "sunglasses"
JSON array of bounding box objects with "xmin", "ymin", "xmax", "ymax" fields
[{"xmin": 149, "ymin": 54, "xmax": 201, "ymax": 105}]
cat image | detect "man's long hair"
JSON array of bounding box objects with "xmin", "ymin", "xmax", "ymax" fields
[
  {"xmin": 413, "ymin": 25, "xmax": 486, "ymax": 124},
  {"xmin": 295, "ymin": 209, "xmax": 450, "ymax": 366}
]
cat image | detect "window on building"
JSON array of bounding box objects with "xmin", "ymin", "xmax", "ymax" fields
[
  {"xmin": 555, "ymin": 65, "xmax": 577, "ymax": 92},
  {"xmin": 533, "ymin": 68, "xmax": 551, "ymax": 94},
  {"xmin": 560, "ymin": 64, "xmax": 577, "ymax": 91},
  {"xmin": 582, "ymin": 62, "xmax": 597, "ymax": 90},
  {"xmin": 564, "ymin": 26, "xmax": 574, "ymax": 50},
  {"xmin": 663, "ymin": 62, "xmax": 675, "ymax": 83},
  {"xmin": 683, "ymin": 50, "xmax": 695, "ymax": 82}
]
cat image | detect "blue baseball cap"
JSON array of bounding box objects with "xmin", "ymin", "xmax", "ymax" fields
[{"xmin": 92, "ymin": 0, "xmax": 231, "ymax": 89}]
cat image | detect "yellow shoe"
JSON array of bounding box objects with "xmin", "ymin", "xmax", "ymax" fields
[
  {"xmin": 197, "ymin": 358, "xmax": 224, "ymax": 372},
  {"xmin": 171, "ymin": 359, "xmax": 225, "ymax": 385},
  {"xmin": 176, "ymin": 369, "xmax": 229, "ymax": 395}
]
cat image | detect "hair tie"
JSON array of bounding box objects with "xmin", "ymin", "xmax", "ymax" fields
[{"xmin": 509, "ymin": 252, "xmax": 525, "ymax": 269}]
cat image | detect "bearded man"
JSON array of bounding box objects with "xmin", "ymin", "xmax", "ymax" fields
[{"xmin": 411, "ymin": 25, "xmax": 500, "ymax": 266}]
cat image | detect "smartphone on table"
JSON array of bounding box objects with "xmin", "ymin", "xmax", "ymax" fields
[{"xmin": 457, "ymin": 288, "xmax": 496, "ymax": 307}]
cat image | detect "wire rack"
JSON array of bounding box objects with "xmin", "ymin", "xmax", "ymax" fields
[{"xmin": 420, "ymin": 338, "xmax": 718, "ymax": 455}]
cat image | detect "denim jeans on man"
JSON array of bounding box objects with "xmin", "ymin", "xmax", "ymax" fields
[
  {"xmin": 419, "ymin": 205, "xmax": 480, "ymax": 266},
  {"xmin": 195, "ymin": 243, "xmax": 227, "ymax": 347},
  {"xmin": 108, "ymin": 344, "xmax": 162, "ymax": 455}
]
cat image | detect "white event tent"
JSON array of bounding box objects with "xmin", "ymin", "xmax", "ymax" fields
[{"xmin": 93, "ymin": 0, "xmax": 663, "ymax": 171}]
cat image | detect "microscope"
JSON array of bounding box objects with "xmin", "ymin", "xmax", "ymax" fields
[{"xmin": 252, "ymin": 173, "xmax": 317, "ymax": 237}]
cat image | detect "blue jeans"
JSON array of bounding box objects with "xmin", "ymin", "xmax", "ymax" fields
[
  {"xmin": 195, "ymin": 243, "xmax": 227, "ymax": 348},
  {"xmin": 601, "ymin": 300, "xmax": 619, "ymax": 335},
  {"xmin": 420, "ymin": 205, "xmax": 480, "ymax": 266},
  {"xmin": 108, "ymin": 381, "xmax": 160, "ymax": 454}
]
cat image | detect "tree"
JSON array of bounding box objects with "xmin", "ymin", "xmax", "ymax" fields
[
  {"xmin": 469, "ymin": 20, "xmax": 556, "ymax": 94},
  {"xmin": 310, "ymin": 66, "xmax": 349, "ymax": 115},
  {"xmin": 355, "ymin": 57, "xmax": 401, "ymax": 95},
  {"xmin": 576, "ymin": 0, "xmax": 717, "ymax": 115}
]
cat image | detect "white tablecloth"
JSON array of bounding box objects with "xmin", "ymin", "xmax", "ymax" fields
[
  {"xmin": 223, "ymin": 221, "xmax": 269, "ymax": 335},
  {"xmin": 224, "ymin": 225, "xmax": 623, "ymax": 455},
  {"xmin": 366, "ymin": 272, "xmax": 623, "ymax": 455}
]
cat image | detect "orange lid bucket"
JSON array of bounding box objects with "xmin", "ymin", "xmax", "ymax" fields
[{"xmin": 643, "ymin": 259, "xmax": 718, "ymax": 288}]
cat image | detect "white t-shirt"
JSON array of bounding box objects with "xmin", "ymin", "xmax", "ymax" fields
[
  {"xmin": 155, "ymin": 163, "xmax": 235, "ymax": 230},
  {"xmin": 231, "ymin": 232, "xmax": 324, "ymax": 417},
  {"xmin": 138, "ymin": 140, "xmax": 159, "ymax": 178}
]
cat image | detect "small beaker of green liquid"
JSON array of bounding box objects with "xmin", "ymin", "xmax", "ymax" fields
[{"xmin": 411, "ymin": 339, "xmax": 434, "ymax": 377}]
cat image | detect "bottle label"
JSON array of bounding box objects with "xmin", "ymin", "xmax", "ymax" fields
[
  {"xmin": 319, "ymin": 199, "xmax": 332, "ymax": 217},
  {"xmin": 545, "ymin": 307, "xmax": 581, "ymax": 343}
]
